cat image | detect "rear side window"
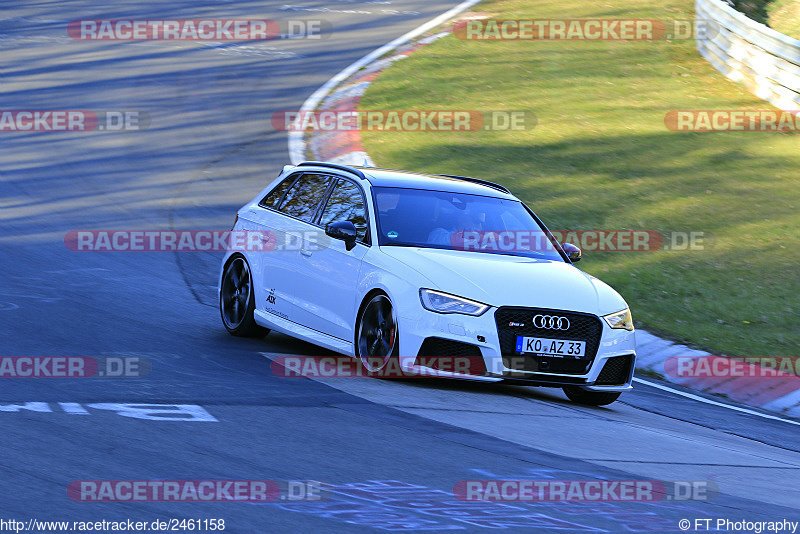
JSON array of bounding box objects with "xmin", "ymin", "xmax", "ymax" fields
[
  {"xmin": 319, "ymin": 179, "xmax": 369, "ymax": 243},
  {"xmin": 260, "ymin": 176, "xmax": 296, "ymax": 209},
  {"xmin": 278, "ymin": 174, "xmax": 332, "ymax": 223}
]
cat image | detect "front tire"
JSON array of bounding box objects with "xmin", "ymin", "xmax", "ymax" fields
[
  {"xmin": 562, "ymin": 386, "xmax": 621, "ymax": 406},
  {"xmin": 220, "ymin": 255, "xmax": 269, "ymax": 338},
  {"xmin": 356, "ymin": 293, "xmax": 403, "ymax": 378}
]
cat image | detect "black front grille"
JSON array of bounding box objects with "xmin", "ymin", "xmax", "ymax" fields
[
  {"xmin": 495, "ymin": 307, "xmax": 603, "ymax": 375},
  {"xmin": 595, "ymin": 355, "xmax": 633, "ymax": 385},
  {"xmin": 416, "ymin": 337, "xmax": 486, "ymax": 376}
]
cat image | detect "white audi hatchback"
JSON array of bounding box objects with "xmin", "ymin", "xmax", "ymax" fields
[{"xmin": 219, "ymin": 162, "xmax": 636, "ymax": 405}]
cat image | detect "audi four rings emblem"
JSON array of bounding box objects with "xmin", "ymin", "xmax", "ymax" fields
[{"xmin": 532, "ymin": 314, "xmax": 570, "ymax": 330}]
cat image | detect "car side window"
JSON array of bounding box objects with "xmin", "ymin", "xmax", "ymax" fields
[
  {"xmin": 318, "ymin": 179, "xmax": 369, "ymax": 243},
  {"xmin": 278, "ymin": 174, "xmax": 332, "ymax": 223},
  {"xmin": 259, "ymin": 175, "xmax": 297, "ymax": 209}
]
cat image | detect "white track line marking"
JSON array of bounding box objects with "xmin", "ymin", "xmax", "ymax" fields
[
  {"xmin": 288, "ymin": 0, "xmax": 483, "ymax": 164},
  {"xmin": 633, "ymin": 377, "xmax": 800, "ymax": 426}
]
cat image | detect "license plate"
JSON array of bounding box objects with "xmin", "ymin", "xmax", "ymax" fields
[{"xmin": 516, "ymin": 336, "xmax": 586, "ymax": 358}]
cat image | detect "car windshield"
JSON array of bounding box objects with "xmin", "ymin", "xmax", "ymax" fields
[{"xmin": 372, "ymin": 186, "xmax": 565, "ymax": 261}]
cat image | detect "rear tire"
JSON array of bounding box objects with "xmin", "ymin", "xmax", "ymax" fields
[
  {"xmin": 355, "ymin": 293, "xmax": 404, "ymax": 378},
  {"xmin": 220, "ymin": 255, "xmax": 269, "ymax": 338},
  {"xmin": 562, "ymin": 386, "xmax": 620, "ymax": 406}
]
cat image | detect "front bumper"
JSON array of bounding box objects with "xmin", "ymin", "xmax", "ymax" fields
[{"xmin": 397, "ymin": 305, "xmax": 636, "ymax": 391}]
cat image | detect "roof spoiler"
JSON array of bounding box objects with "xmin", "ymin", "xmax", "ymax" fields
[{"xmin": 296, "ymin": 161, "xmax": 367, "ymax": 180}]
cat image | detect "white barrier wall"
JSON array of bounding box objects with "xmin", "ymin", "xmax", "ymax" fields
[{"xmin": 696, "ymin": 0, "xmax": 800, "ymax": 108}]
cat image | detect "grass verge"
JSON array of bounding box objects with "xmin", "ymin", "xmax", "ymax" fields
[
  {"xmin": 359, "ymin": 0, "xmax": 800, "ymax": 357},
  {"xmin": 767, "ymin": 0, "xmax": 800, "ymax": 39}
]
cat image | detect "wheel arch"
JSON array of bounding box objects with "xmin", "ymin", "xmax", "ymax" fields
[
  {"xmin": 219, "ymin": 251, "xmax": 245, "ymax": 290},
  {"xmin": 353, "ymin": 288, "xmax": 391, "ymax": 351}
]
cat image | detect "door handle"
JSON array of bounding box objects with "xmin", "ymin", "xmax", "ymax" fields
[{"xmin": 300, "ymin": 249, "xmax": 312, "ymax": 257}]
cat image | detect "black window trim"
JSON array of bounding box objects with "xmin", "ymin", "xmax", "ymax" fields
[
  {"xmin": 315, "ymin": 176, "xmax": 372, "ymax": 247},
  {"xmin": 258, "ymin": 172, "xmax": 372, "ymax": 248},
  {"xmin": 258, "ymin": 171, "xmax": 335, "ymax": 226},
  {"xmin": 258, "ymin": 172, "xmax": 302, "ymax": 211}
]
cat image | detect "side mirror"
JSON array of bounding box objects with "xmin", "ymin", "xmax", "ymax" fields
[
  {"xmin": 326, "ymin": 221, "xmax": 358, "ymax": 251},
  {"xmin": 561, "ymin": 242, "xmax": 581, "ymax": 262}
]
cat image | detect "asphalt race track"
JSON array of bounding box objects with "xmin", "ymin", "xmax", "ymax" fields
[{"xmin": 1, "ymin": 1, "xmax": 799, "ymax": 532}]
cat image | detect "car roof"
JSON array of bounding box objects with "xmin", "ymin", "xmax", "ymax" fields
[{"xmin": 292, "ymin": 162, "xmax": 517, "ymax": 199}]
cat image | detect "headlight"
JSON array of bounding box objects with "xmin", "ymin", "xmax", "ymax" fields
[
  {"xmin": 419, "ymin": 289, "xmax": 489, "ymax": 316},
  {"xmin": 603, "ymin": 308, "xmax": 634, "ymax": 331}
]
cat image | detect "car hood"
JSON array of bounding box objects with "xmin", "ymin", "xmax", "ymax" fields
[{"xmin": 381, "ymin": 246, "xmax": 627, "ymax": 316}]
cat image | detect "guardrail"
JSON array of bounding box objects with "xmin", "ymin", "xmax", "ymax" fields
[{"xmin": 696, "ymin": 0, "xmax": 800, "ymax": 109}]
